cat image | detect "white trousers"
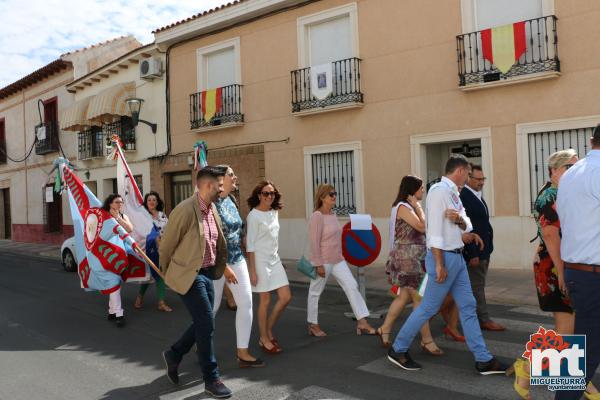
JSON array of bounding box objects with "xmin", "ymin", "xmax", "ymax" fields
[
  {"xmin": 307, "ymin": 260, "xmax": 370, "ymax": 324},
  {"xmin": 213, "ymin": 258, "xmax": 253, "ymax": 348},
  {"xmin": 108, "ymin": 288, "xmax": 124, "ymax": 317}
]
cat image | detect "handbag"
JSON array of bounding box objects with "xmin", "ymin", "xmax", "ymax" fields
[{"xmin": 297, "ymin": 256, "xmax": 317, "ymax": 280}]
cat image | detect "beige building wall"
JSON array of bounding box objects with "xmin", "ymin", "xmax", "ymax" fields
[
  {"xmin": 0, "ymin": 36, "xmax": 143, "ymax": 244},
  {"xmin": 164, "ymin": 0, "xmax": 600, "ymax": 269}
]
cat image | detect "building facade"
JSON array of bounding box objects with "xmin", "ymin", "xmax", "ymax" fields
[
  {"xmin": 0, "ymin": 36, "xmax": 141, "ymax": 244},
  {"xmin": 152, "ymin": 0, "xmax": 598, "ymax": 269},
  {"xmin": 62, "ymin": 44, "xmax": 168, "ymax": 209}
]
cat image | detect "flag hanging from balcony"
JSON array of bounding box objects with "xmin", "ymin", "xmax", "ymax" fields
[
  {"xmin": 481, "ymin": 21, "xmax": 527, "ymax": 74},
  {"xmin": 201, "ymin": 88, "xmax": 223, "ymax": 122},
  {"xmin": 310, "ymin": 63, "xmax": 333, "ymax": 100},
  {"xmin": 54, "ymin": 158, "xmax": 150, "ymax": 293}
]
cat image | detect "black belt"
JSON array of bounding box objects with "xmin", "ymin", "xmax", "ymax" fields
[
  {"xmin": 199, "ymin": 266, "xmax": 214, "ymax": 276},
  {"xmin": 444, "ymin": 248, "xmax": 463, "ymax": 254}
]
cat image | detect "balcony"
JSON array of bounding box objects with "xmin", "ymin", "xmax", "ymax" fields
[
  {"xmin": 291, "ymin": 57, "xmax": 363, "ymax": 114},
  {"xmin": 457, "ymin": 15, "xmax": 559, "ymax": 89},
  {"xmin": 77, "ymin": 118, "xmax": 136, "ymax": 160},
  {"xmin": 190, "ymin": 84, "xmax": 244, "ymax": 131},
  {"xmin": 35, "ymin": 121, "xmax": 60, "ymax": 155},
  {"xmin": 77, "ymin": 127, "xmax": 105, "ymax": 160}
]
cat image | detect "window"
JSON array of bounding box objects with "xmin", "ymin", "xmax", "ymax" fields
[
  {"xmin": 461, "ymin": 0, "xmax": 553, "ymax": 33},
  {"xmin": 0, "ymin": 119, "xmax": 6, "ymax": 164},
  {"xmin": 104, "ymin": 117, "xmax": 135, "ymax": 151},
  {"xmin": 110, "ymin": 175, "xmax": 142, "ymax": 196},
  {"xmin": 85, "ymin": 181, "xmax": 97, "ymax": 197},
  {"xmin": 304, "ymin": 142, "xmax": 364, "ymax": 217},
  {"xmin": 170, "ymin": 172, "xmax": 193, "ymax": 208},
  {"xmin": 297, "ymin": 3, "xmax": 358, "ymax": 68},
  {"xmin": 516, "ymin": 116, "xmax": 599, "ymax": 216},
  {"xmin": 197, "ymin": 37, "xmax": 241, "ymax": 92},
  {"xmin": 78, "ymin": 126, "xmax": 104, "ymax": 159},
  {"xmin": 43, "ymin": 184, "xmax": 62, "ymax": 233},
  {"xmin": 35, "ymin": 97, "xmax": 60, "ymax": 155},
  {"xmin": 527, "ymin": 128, "xmax": 592, "ymax": 210}
]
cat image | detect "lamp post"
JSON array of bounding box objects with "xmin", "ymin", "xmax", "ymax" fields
[{"xmin": 125, "ymin": 98, "xmax": 157, "ymax": 134}]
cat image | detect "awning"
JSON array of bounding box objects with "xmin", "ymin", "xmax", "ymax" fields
[
  {"xmin": 59, "ymin": 96, "xmax": 92, "ymax": 131},
  {"xmin": 86, "ymin": 82, "xmax": 135, "ymax": 126}
]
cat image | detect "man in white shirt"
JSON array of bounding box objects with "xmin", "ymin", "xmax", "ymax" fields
[
  {"xmin": 387, "ymin": 154, "xmax": 506, "ymax": 375},
  {"xmin": 555, "ymin": 127, "xmax": 600, "ymax": 400}
]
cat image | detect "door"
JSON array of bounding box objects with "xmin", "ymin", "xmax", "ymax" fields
[{"xmin": 1, "ymin": 188, "xmax": 10, "ymax": 239}]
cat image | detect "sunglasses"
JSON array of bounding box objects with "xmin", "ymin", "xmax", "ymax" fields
[
  {"xmin": 226, "ymin": 171, "xmax": 235, "ymax": 177},
  {"xmin": 260, "ymin": 191, "xmax": 276, "ymax": 197},
  {"xmin": 328, "ymin": 192, "xmax": 337, "ymax": 197},
  {"xmin": 564, "ymin": 164, "xmax": 575, "ymax": 170}
]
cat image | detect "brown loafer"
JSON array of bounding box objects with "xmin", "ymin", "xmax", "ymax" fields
[{"xmin": 480, "ymin": 320, "xmax": 506, "ymax": 331}]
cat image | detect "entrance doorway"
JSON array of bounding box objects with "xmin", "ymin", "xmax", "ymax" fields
[
  {"xmin": 424, "ymin": 140, "xmax": 482, "ymax": 190},
  {"xmin": 410, "ymin": 128, "xmax": 494, "ymax": 214},
  {"xmin": 0, "ymin": 188, "xmax": 11, "ymax": 239}
]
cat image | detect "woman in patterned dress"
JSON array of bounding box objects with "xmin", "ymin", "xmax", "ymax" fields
[
  {"xmin": 511, "ymin": 149, "xmax": 600, "ymax": 399},
  {"xmin": 376, "ymin": 176, "xmax": 443, "ymax": 355},
  {"xmin": 135, "ymin": 191, "xmax": 172, "ymax": 312}
]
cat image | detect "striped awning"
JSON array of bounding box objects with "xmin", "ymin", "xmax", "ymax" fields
[
  {"xmin": 59, "ymin": 96, "xmax": 92, "ymax": 131},
  {"xmin": 86, "ymin": 82, "xmax": 135, "ymax": 126}
]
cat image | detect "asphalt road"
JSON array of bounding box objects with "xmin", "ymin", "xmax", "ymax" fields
[{"xmin": 0, "ymin": 251, "xmax": 582, "ymax": 400}]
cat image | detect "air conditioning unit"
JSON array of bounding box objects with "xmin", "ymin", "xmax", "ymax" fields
[{"xmin": 140, "ymin": 58, "xmax": 162, "ymax": 79}]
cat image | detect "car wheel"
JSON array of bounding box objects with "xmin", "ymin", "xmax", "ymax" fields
[{"xmin": 63, "ymin": 249, "xmax": 77, "ymax": 272}]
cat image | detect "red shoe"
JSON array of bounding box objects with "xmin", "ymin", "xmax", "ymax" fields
[
  {"xmin": 443, "ymin": 326, "xmax": 465, "ymax": 342},
  {"xmin": 259, "ymin": 340, "xmax": 282, "ymax": 354},
  {"xmin": 480, "ymin": 320, "xmax": 506, "ymax": 331}
]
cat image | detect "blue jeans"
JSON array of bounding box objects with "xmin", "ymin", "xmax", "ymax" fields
[
  {"xmin": 170, "ymin": 272, "xmax": 219, "ymax": 383},
  {"xmin": 555, "ymin": 268, "xmax": 600, "ymax": 400},
  {"xmin": 392, "ymin": 249, "xmax": 493, "ymax": 362}
]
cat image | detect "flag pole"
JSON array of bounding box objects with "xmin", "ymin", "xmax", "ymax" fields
[{"xmin": 132, "ymin": 243, "xmax": 165, "ymax": 281}]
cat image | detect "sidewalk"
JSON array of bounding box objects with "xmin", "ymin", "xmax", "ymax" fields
[{"xmin": 0, "ymin": 239, "xmax": 538, "ymax": 306}]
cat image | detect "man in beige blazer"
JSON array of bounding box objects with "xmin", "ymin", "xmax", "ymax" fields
[{"xmin": 160, "ymin": 166, "xmax": 234, "ymax": 399}]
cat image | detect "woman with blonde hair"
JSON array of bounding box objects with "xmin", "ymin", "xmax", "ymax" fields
[
  {"xmin": 306, "ymin": 183, "xmax": 376, "ymax": 337},
  {"xmin": 510, "ymin": 149, "xmax": 599, "ymax": 399}
]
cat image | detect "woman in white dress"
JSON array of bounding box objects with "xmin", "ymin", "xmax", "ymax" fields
[{"xmin": 246, "ymin": 181, "xmax": 291, "ymax": 354}]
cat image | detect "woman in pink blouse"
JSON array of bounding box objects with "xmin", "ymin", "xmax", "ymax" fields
[{"xmin": 307, "ymin": 184, "xmax": 376, "ymax": 337}]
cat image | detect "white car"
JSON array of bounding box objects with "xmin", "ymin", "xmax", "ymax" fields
[{"xmin": 61, "ymin": 237, "xmax": 77, "ymax": 272}]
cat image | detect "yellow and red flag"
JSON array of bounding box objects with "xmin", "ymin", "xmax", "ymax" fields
[
  {"xmin": 481, "ymin": 21, "xmax": 527, "ymax": 74},
  {"xmin": 201, "ymin": 88, "xmax": 223, "ymax": 122}
]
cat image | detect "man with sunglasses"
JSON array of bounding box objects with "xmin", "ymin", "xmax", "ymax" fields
[
  {"xmin": 460, "ymin": 165, "xmax": 505, "ymax": 332},
  {"xmin": 555, "ymin": 126, "xmax": 600, "ymax": 400}
]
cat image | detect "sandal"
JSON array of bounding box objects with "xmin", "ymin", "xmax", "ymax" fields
[
  {"xmin": 420, "ymin": 340, "xmax": 444, "ymax": 356},
  {"xmin": 134, "ymin": 294, "xmax": 143, "ymax": 309},
  {"xmin": 259, "ymin": 340, "xmax": 282, "ymax": 354},
  {"xmin": 506, "ymin": 359, "xmax": 530, "ymax": 399},
  {"xmin": 376, "ymin": 327, "xmax": 392, "ymax": 348},
  {"xmin": 157, "ymin": 301, "xmax": 173, "ymax": 312},
  {"xmin": 308, "ymin": 324, "xmax": 327, "ymax": 337},
  {"xmin": 356, "ymin": 325, "xmax": 377, "ymax": 336}
]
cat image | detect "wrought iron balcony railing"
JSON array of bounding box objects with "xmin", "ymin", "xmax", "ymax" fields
[
  {"xmin": 291, "ymin": 57, "xmax": 363, "ymax": 113},
  {"xmin": 77, "ymin": 127, "xmax": 105, "ymax": 160},
  {"xmin": 190, "ymin": 84, "xmax": 244, "ymax": 129},
  {"xmin": 35, "ymin": 121, "xmax": 60, "ymax": 155},
  {"xmin": 457, "ymin": 15, "xmax": 559, "ymax": 87},
  {"xmin": 77, "ymin": 118, "xmax": 136, "ymax": 160}
]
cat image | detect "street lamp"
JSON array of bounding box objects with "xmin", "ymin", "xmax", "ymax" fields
[{"xmin": 125, "ymin": 98, "xmax": 157, "ymax": 134}]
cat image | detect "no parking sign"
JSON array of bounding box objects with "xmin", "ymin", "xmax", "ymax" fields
[{"xmin": 341, "ymin": 215, "xmax": 382, "ymax": 267}]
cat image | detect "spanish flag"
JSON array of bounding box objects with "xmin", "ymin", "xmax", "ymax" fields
[
  {"xmin": 481, "ymin": 21, "xmax": 527, "ymax": 74},
  {"xmin": 201, "ymin": 88, "xmax": 223, "ymax": 122}
]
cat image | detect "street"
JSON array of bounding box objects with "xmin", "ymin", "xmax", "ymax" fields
[{"xmin": 0, "ymin": 250, "xmax": 569, "ymax": 400}]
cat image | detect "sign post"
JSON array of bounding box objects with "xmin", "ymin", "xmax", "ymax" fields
[{"xmin": 341, "ymin": 214, "xmax": 383, "ymax": 319}]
